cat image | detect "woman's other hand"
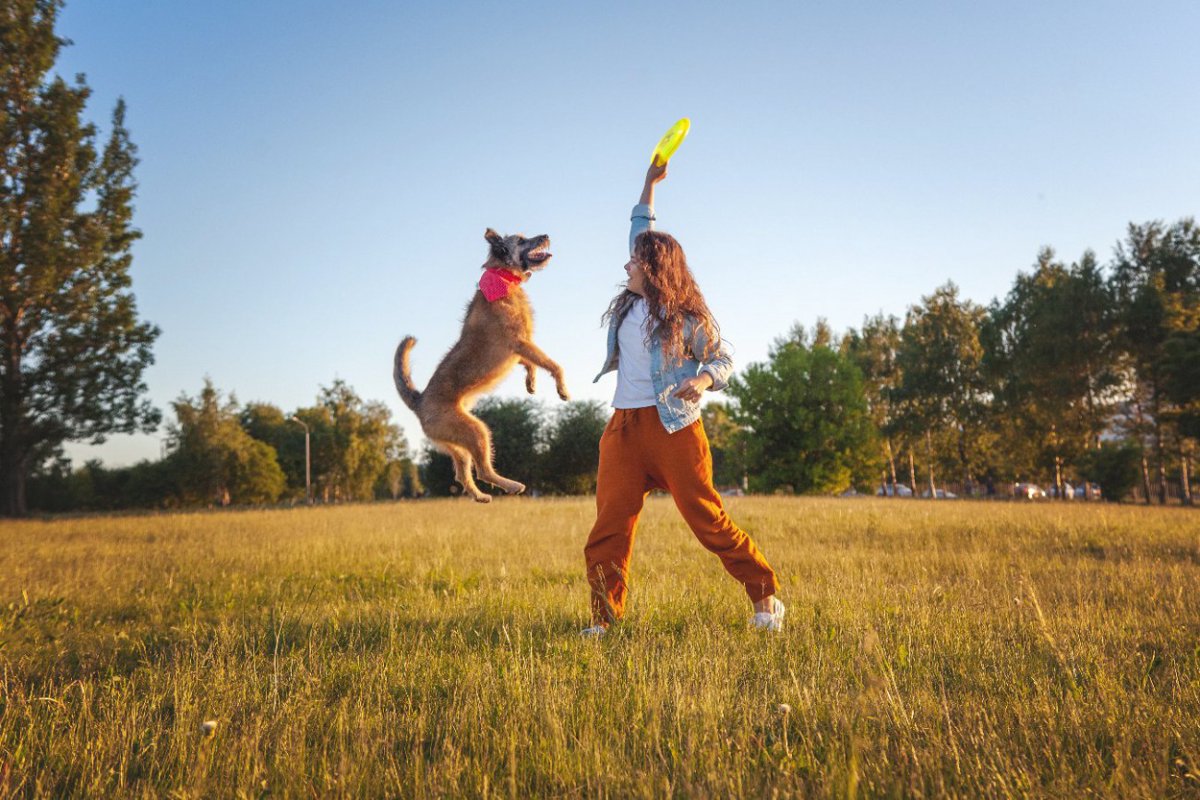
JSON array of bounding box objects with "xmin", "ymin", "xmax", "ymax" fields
[{"xmin": 672, "ymin": 372, "xmax": 713, "ymax": 402}]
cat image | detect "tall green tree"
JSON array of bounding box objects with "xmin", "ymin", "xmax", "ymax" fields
[
  {"xmin": 0, "ymin": 1, "xmax": 159, "ymax": 515},
  {"xmin": 894, "ymin": 283, "xmax": 988, "ymax": 496},
  {"xmin": 167, "ymin": 380, "xmax": 285, "ymax": 506},
  {"xmin": 1160, "ymin": 328, "xmax": 1199, "ymax": 503},
  {"xmin": 842, "ymin": 313, "xmax": 904, "ymax": 492},
  {"xmin": 984, "ymin": 248, "xmax": 1121, "ymax": 497},
  {"xmin": 240, "ymin": 401, "xmax": 309, "ymax": 499},
  {"xmin": 1111, "ymin": 218, "xmax": 1200, "ymax": 503},
  {"xmin": 728, "ymin": 323, "xmax": 877, "ymax": 495},
  {"xmin": 301, "ymin": 380, "xmax": 403, "ymax": 502}
]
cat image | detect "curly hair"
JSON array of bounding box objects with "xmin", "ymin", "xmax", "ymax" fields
[{"xmin": 602, "ymin": 230, "xmax": 720, "ymax": 365}]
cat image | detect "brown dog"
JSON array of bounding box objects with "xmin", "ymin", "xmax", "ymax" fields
[{"xmin": 394, "ymin": 229, "xmax": 569, "ymax": 502}]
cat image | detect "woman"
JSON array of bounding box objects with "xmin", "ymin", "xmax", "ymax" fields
[{"xmin": 582, "ymin": 161, "xmax": 784, "ymax": 636}]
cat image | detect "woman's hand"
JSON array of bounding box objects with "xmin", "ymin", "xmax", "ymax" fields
[
  {"xmin": 639, "ymin": 162, "xmax": 668, "ymax": 206},
  {"xmin": 645, "ymin": 161, "xmax": 668, "ymax": 186},
  {"xmin": 672, "ymin": 372, "xmax": 713, "ymax": 403}
]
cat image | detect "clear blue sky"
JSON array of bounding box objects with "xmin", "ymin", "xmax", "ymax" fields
[{"xmin": 56, "ymin": 0, "xmax": 1200, "ymax": 466}]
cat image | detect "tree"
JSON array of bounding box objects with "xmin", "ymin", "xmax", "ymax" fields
[
  {"xmin": 842, "ymin": 313, "xmax": 904, "ymax": 492},
  {"xmin": 984, "ymin": 248, "xmax": 1121, "ymax": 497},
  {"xmin": 1160, "ymin": 328, "xmax": 1200, "ymax": 504},
  {"xmin": 301, "ymin": 380, "xmax": 404, "ymax": 502},
  {"xmin": 167, "ymin": 380, "xmax": 285, "ymax": 506},
  {"xmin": 1110, "ymin": 218, "xmax": 1199, "ymax": 504},
  {"xmin": 1161, "ymin": 328, "xmax": 1200, "ymax": 503},
  {"xmin": 1077, "ymin": 442, "xmax": 1142, "ymax": 503},
  {"xmin": 1, "ymin": 3, "xmax": 159, "ymax": 515},
  {"xmin": 540, "ymin": 400, "xmax": 608, "ymax": 494},
  {"xmin": 240, "ymin": 401, "xmax": 308, "ymax": 499},
  {"xmin": 1161, "ymin": 329, "xmax": 1200, "ymax": 440},
  {"xmin": 728, "ymin": 323, "xmax": 877, "ymax": 495},
  {"xmin": 894, "ymin": 284, "xmax": 989, "ymax": 496}
]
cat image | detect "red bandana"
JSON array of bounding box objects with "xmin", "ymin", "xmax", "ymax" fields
[{"xmin": 479, "ymin": 268, "xmax": 524, "ymax": 302}]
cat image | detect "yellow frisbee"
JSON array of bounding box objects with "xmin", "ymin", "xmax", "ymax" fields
[{"xmin": 651, "ymin": 118, "xmax": 690, "ymax": 167}]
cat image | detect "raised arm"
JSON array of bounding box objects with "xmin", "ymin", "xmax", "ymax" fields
[
  {"xmin": 640, "ymin": 161, "xmax": 667, "ymax": 206},
  {"xmin": 630, "ymin": 162, "xmax": 668, "ymax": 255}
]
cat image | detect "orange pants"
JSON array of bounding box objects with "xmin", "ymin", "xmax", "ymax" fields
[{"xmin": 584, "ymin": 406, "xmax": 779, "ymax": 624}]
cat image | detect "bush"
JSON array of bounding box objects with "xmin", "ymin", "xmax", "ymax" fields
[{"xmin": 1077, "ymin": 442, "xmax": 1142, "ymax": 502}]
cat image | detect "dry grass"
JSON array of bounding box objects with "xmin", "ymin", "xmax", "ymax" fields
[{"xmin": 1, "ymin": 497, "xmax": 1198, "ymax": 798}]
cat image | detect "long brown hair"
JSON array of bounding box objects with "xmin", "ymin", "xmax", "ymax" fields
[{"xmin": 602, "ymin": 231, "xmax": 720, "ymax": 365}]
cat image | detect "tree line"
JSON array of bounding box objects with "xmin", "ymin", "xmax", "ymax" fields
[
  {"xmin": 27, "ymin": 387, "xmax": 613, "ymax": 511},
  {"xmin": 28, "ymin": 379, "xmax": 411, "ymax": 510},
  {"xmin": 708, "ymin": 218, "xmax": 1198, "ymax": 504}
]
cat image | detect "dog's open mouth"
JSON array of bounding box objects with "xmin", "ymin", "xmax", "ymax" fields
[{"xmin": 526, "ymin": 247, "xmax": 553, "ymax": 269}]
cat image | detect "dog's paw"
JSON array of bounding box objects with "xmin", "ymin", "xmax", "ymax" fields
[
  {"xmin": 472, "ymin": 492, "xmax": 493, "ymax": 504},
  {"xmin": 504, "ymin": 481, "xmax": 526, "ymax": 495},
  {"xmin": 557, "ymin": 388, "xmax": 571, "ymax": 401}
]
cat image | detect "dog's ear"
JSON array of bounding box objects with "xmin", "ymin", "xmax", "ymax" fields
[{"xmin": 484, "ymin": 228, "xmax": 511, "ymax": 261}]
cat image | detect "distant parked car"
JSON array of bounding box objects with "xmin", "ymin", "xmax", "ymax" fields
[
  {"xmin": 875, "ymin": 483, "xmax": 914, "ymax": 497},
  {"xmin": 1073, "ymin": 482, "xmax": 1102, "ymax": 499},
  {"xmin": 1014, "ymin": 482, "xmax": 1046, "ymax": 499},
  {"xmin": 920, "ymin": 488, "xmax": 958, "ymax": 499}
]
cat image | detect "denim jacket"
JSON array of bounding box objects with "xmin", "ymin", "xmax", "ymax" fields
[{"xmin": 592, "ymin": 203, "xmax": 734, "ymax": 433}]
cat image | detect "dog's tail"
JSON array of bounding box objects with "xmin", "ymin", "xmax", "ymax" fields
[{"xmin": 393, "ymin": 337, "xmax": 422, "ymax": 411}]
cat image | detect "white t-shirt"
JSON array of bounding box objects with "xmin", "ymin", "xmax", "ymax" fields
[{"xmin": 612, "ymin": 298, "xmax": 657, "ymax": 408}]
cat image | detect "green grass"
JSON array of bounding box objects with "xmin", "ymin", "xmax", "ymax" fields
[{"xmin": 1, "ymin": 498, "xmax": 1198, "ymax": 798}]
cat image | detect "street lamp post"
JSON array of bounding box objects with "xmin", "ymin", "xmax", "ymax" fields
[{"xmin": 289, "ymin": 415, "xmax": 312, "ymax": 505}]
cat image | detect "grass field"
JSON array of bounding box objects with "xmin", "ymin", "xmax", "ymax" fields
[{"xmin": 1, "ymin": 497, "xmax": 1198, "ymax": 798}]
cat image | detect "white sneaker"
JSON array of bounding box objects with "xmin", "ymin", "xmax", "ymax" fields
[
  {"xmin": 750, "ymin": 597, "xmax": 786, "ymax": 631},
  {"xmin": 580, "ymin": 624, "xmax": 608, "ymax": 638}
]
